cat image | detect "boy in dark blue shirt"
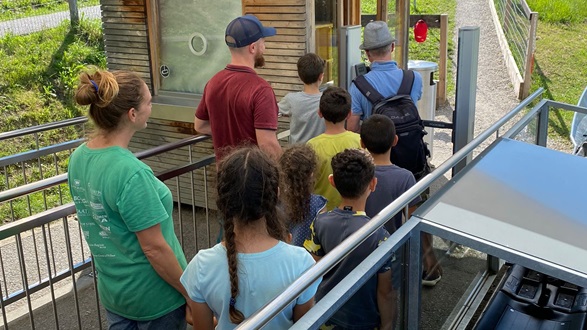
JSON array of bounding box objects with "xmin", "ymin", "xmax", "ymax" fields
[
  {"xmin": 361, "ymin": 114, "xmax": 441, "ymax": 287},
  {"xmin": 304, "ymin": 149, "xmax": 394, "ymax": 330}
]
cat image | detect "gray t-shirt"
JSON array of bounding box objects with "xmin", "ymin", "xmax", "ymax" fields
[
  {"xmin": 365, "ymin": 164, "xmax": 421, "ymax": 233},
  {"xmin": 278, "ymin": 92, "xmax": 325, "ymax": 144}
]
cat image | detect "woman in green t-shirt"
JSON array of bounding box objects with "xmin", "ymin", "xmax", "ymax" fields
[{"xmin": 68, "ymin": 68, "xmax": 190, "ymax": 329}]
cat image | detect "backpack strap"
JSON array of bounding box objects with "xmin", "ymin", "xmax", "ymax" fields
[
  {"xmin": 354, "ymin": 69, "xmax": 415, "ymax": 103},
  {"xmin": 397, "ymin": 69, "xmax": 415, "ymax": 96},
  {"xmin": 353, "ymin": 75, "xmax": 385, "ymax": 104}
]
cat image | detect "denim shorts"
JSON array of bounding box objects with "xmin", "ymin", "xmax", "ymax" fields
[{"xmin": 106, "ymin": 304, "xmax": 186, "ymax": 330}]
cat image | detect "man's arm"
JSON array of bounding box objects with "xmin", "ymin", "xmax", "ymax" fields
[
  {"xmin": 377, "ymin": 270, "xmax": 395, "ymax": 330},
  {"xmin": 256, "ymin": 128, "xmax": 282, "ymax": 160},
  {"xmin": 194, "ymin": 117, "xmax": 211, "ymax": 135},
  {"xmin": 347, "ymin": 114, "xmax": 362, "ymax": 133}
]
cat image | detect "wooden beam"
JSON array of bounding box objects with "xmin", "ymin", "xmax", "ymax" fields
[{"xmin": 437, "ymin": 14, "xmax": 448, "ymax": 105}]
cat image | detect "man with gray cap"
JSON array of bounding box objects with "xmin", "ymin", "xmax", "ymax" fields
[
  {"xmin": 347, "ymin": 21, "xmax": 423, "ymax": 133},
  {"xmin": 194, "ymin": 14, "xmax": 282, "ymax": 160},
  {"xmin": 349, "ymin": 21, "xmax": 443, "ymax": 288}
]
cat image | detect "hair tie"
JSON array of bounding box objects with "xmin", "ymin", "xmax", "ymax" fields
[
  {"xmin": 229, "ymin": 297, "xmax": 236, "ymax": 307},
  {"xmin": 90, "ymin": 80, "xmax": 99, "ymax": 93}
]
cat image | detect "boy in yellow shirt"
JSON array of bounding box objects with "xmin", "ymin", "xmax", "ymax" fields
[{"xmin": 307, "ymin": 87, "xmax": 361, "ymax": 210}]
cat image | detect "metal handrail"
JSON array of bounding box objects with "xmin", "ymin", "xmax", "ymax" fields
[
  {"xmin": 0, "ymin": 133, "xmax": 218, "ymax": 315},
  {"xmin": 0, "ymin": 135, "xmax": 212, "ymax": 203},
  {"xmin": 0, "ymin": 138, "xmax": 85, "ymax": 167},
  {"xmin": 0, "ymin": 117, "xmax": 88, "ymax": 141},
  {"xmin": 237, "ymin": 87, "xmax": 546, "ymax": 329}
]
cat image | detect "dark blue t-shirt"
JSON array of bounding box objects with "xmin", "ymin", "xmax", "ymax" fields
[
  {"xmin": 365, "ymin": 164, "xmax": 421, "ymax": 233},
  {"xmin": 304, "ymin": 208, "xmax": 390, "ymax": 329}
]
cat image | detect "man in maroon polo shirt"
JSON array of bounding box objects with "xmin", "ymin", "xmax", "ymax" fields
[{"xmin": 194, "ymin": 14, "xmax": 282, "ymax": 161}]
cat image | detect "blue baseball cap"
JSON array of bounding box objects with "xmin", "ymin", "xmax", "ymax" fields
[{"xmin": 225, "ymin": 14, "xmax": 277, "ymax": 48}]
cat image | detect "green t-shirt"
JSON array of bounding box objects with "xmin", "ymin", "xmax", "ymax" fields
[
  {"xmin": 307, "ymin": 131, "xmax": 362, "ymax": 211},
  {"xmin": 68, "ymin": 143, "xmax": 187, "ymax": 320}
]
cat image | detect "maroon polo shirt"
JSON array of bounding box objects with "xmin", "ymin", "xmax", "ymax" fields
[{"xmin": 195, "ymin": 65, "xmax": 278, "ymax": 161}]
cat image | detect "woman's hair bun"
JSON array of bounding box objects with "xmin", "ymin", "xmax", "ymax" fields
[{"xmin": 74, "ymin": 67, "xmax": 119, "ymax": 108}]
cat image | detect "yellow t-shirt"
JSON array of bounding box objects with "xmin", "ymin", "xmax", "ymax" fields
[{"xmin": 307, "ymin": 131, "xmax": 362, "ymax": 210}]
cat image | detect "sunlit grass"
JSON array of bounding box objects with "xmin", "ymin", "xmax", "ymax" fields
[
  {"xmin": 526, "ymin": 0, "xmax": 587, "ymax": 24},
  {"xmin": 0, "ymin": 18, "xmax": 104, "ymax": 222}
]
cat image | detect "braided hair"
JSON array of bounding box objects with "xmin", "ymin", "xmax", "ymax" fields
[{"xmin": 216, "ymin": 146, "xmax": 286, "ymax": 323}]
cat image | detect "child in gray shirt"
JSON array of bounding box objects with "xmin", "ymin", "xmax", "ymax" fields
[{"xmin": 278, "ymin": 53, "xmax": 326, "ymax": 144}]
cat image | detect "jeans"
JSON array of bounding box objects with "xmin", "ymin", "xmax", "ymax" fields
[{"xmin": 106, "ymin": 304, "xmax": 186, "ymax": 330}]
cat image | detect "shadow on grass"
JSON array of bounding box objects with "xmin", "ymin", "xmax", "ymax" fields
[
  {"xmin": 533, "ymin": 59, "xmax": 570, "ymax": 137},
  {"xmin": 43, "ymin": 27, "xmax": 77, "ymax": 107}
]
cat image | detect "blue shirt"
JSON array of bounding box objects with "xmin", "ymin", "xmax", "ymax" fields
[
  {"xmin": 181, "ymin": 241, "xmax": 320, "ymax": 329},
  {"xmin": 290, "ymin": 194, "xmax": 327, "ymax": 247},
  {"xmin": 350, "ymin": 61, "xmax": 423, "ymax": 120}
]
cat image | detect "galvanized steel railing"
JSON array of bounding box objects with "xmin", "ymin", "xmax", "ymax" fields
[
  {"xmin": 0, "ymin": 117, "xmax": 89, "ymax": 223},
  {"xmin": 236, "ymin": 88, "xmax": 553, "ymax": 329},
  {"xmin": 0, "ymin": 133, "xmax": 217, "ymax": 329}
]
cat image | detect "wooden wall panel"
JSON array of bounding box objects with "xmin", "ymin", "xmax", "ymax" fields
[
  {"xmin": 100, "ymin": 0, "xmax": 305, "ymax": 209},
  {"xmin": 128, "ymin": 119, "xmax": 218, "ymax": 209},
  {"xmin": 243, "ymin": 0, "xmax": 309, "ymax": 100},
  {"xmin": 100, "ymin": 0, "xmax": 153, "ymax": 91}
]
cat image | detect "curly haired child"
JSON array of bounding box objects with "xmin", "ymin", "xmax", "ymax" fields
[
  {"xmin": 279, "ymin": 144, "xmax": 327, "ymax": 247},
  {"xmin": 181, "ymin": 146, "xmax": 321, "ymax": 329}
]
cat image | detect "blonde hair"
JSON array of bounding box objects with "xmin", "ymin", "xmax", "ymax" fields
[{"xmin": 75, "ymin": 67, "xmax": 145, "ymax": 132}]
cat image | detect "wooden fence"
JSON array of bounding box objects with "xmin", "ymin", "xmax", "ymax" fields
[{"xmin": 489, "ymin": 0, "xmax": 538, "ymax": 99}]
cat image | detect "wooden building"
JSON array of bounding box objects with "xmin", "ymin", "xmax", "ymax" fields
[
  {"xmin": 98, "ymin": 0, "xmax": 365, "ymax": 207},
  {"xmin": 99, "ymin": 0, "xmax": 368, "ymax": 207}
]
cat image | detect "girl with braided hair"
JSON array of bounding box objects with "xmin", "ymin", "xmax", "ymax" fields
[{"xmin": 181, "ymin": 146, "xmax": 321, "ymax": 329}]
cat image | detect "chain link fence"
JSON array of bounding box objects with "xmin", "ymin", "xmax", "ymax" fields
[{"xmin": 0, "ymin": 0, "xmax": 100, "ymax": 37}]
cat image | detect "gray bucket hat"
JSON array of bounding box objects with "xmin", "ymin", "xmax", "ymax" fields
[{"xmin": 360, "ymin": 21, "xmax": 396, "ymax": 50}]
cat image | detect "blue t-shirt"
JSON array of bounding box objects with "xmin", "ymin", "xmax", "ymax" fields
[
  {"xmin": 181, "ymin": 241, "xmax": 321, "ymax": 329},
  {"xmin": 366, "ymin": 164, "xmax": 421, "ymax": 233},
  {"xmin": 304, "ymin": 208, "xmax": 390, "ymax": 329},
  {"xmin": 350, "ymin": 61, "xmax": 423, "ymax": 120},
  {"xmin": 290, "ymin": 194, "xmax": 327, "ymax": 247}
]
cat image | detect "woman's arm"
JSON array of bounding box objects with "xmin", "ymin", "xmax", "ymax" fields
[{"xmin": 136, "ymin": 224, "xmax": 188, "ymax": 299}]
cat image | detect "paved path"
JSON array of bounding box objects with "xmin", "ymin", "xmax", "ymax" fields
[
  {"xmin": 0, "ymin": 6, "xmax": 101, "ymax": 37},
  {"xmin": 422, "ymin": 0, "xmax": 522, "ymax": 328}
]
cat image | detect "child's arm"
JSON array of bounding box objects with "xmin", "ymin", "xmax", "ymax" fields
[
  {"xmin": 278, "ymin": 95, "xmax": 291, "ymax": 117},
  {"xmin": 293, "ymin": 298, "xmax": 315, "ymax": 322},
  {"xmin": 190, "ymin": 301, "xmax": 215, "ymax": 330},
  {"xmin": 377, "ymin": 270, "xmax": 395, "ymax": 330},
  {"xmin": 310, "ymin": 253, "xmax": 322, "ymax": 263}
]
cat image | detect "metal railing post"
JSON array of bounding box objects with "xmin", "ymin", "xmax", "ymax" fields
[
  {"xmin": 406, "ymin": 229, "xmax": 422, "ymax": 328},
  {"xmin": 453, "ymin": 26, "xmax": 480, "ymax": 176},
  {"xmin": 536, "ymin": 102, "xmax": 549, "ymax": 147}
]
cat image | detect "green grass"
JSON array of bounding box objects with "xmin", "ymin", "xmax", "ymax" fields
[
  {"xmin": 524, "ymin": 0, "xmax": 587, "ymax": 139},
  {"xmin": 530, "ymin": 22, "xmax": 587, "ymax": 138},
  {"xmin": 0, "ymin": 0, "xmax": 100, "ymax": 22},
  {"xmin": 0, "ymin": 17, "xmax": 105, "ymax": 222},
  {"xmin": 526, "ymin": 0, "xmax": 587, "ymax": 24},
  {"xmin": 0, "ymin": 17, "xmax": 105, "ymax": 136}
]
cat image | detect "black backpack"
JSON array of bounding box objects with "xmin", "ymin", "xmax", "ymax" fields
[{"xmin": 353, "ymin": 70, "xmax": 431, "ymax": 181}]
